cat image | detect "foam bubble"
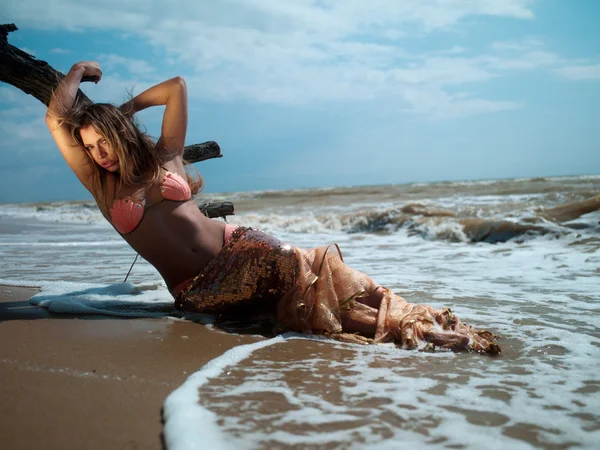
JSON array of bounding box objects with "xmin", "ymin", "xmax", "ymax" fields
[
  {"xmin": 1, "ymin": 175, "xmax": 599, "ymax": 448},
  {"xmin": 163, "ymin": 336, "xmax": 287, "ymax": 450}
]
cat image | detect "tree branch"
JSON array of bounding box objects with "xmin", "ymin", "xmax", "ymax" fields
[
  {"xmin": 183, "ymin": 141, "xmax": 222, "ymax": 163},
  {"xmin": 0, "ymin": 23, "xmax": 233, "ymax": 219},
  {"xmin": 0, "ymin": 23, "xmax": 221, "ymax": 165}
]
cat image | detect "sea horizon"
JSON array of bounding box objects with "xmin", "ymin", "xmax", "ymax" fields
[{"xmin": 2, "ymin": 172, "xmax": 598, "ymax": 206}]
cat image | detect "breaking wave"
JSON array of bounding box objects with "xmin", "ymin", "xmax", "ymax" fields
[
  {"xmin": 234, "ymin": 200, "xmax": 599, "ymax": 244},
  {"xmin": 1, "ymin": 178, "xmax": 598, "ymax": 244}
]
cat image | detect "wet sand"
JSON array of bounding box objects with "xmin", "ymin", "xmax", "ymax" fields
[{"xmin": 0, "ymin": 285, "xmax": 258, "ymax": 450}]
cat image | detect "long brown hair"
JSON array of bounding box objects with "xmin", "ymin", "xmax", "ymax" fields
[{"xmin": 62, "ymin": 102, "xmax": 202, "ymax": 216}]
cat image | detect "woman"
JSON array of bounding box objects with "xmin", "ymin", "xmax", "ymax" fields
[{"xmin": 46, "ymin": 61, "xmax": 499, "ymax": 355}]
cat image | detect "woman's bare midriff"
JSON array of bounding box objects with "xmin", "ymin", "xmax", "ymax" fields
[{"xmin": 120, "ymin": 200, "xmax": 226, "ymax": 291}]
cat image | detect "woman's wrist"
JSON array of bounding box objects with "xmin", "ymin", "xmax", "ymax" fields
[
  {"xmin": 68, "ymin": 61, "xmax": 102, "ymax": 84},
  {"xmin": 68, "ymin": 63, "xmax": 86, "ymax": 79}
]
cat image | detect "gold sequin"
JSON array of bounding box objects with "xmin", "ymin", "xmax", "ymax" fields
[
  {"xmin": 174, "ymin": 227, "xmax": 500, "ymax": 355},
  {"xmin": 174, "ymin": 228, "xmax": 297, "ymax": 314}
]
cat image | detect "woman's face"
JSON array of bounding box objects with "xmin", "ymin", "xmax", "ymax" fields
[{"xmin": 80, "ymin": 125, "xmax": 119, "ymax": 172}]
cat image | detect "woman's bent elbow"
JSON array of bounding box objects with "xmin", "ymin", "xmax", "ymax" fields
[
  {"xmin": 172, "ymin": 76, "xmax": 186, "ymax": 88},
  {"xmin": 45, "ymin": 111, "xmax": 59, "ymax": 129}
]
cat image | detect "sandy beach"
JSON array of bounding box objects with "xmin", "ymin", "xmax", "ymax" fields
[
  {"xmin": 0, "ymin": 285, "xmax": 258, "ymax": 450},
  {"xmin": 2, "ymin": 176, "xmax": 599, "ymax": 449}
]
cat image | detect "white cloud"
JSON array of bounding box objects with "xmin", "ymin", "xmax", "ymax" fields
[
  {"xmin": 50, "ymin": 48, "xmax": 71, "ymax": 54},
  {"xmin": 5, "ymin": 0, "xmax": 590, "ymax": 119},
  {"xmin": 0, "ymin": 86, "xmax": 23, "ymax": 103},
  {"xmin": 0, "ymin": 89, "xmax": 53, "ymax": 154},
  {"xmin": 403, "ymin": 88, "xmax": 523, "ymax": 119},
  {"xmin": 77, "ymin": 74, "xmax": 155, "ymax": 105},
  {"xmin": 392, "ymin": 57, "xmax": 497, "ymax": 85},
  {"xmin": 483, "ymin": 50, "xmax": 561, "ymax": 71},
  {"xmin": 439, "ymin": 45, "xmax": 467, "ymax": 55},
  {"xmin": 0, "ymin": 88, "xmax": 47, "ymax": 117},
  {"xmin": 97, "ymin": 54, "xmax": 155, "ymax": 76},
  {"xmin": 491, "ymin": 38, "xmax": 542, "ymax": 51},
  {"xmin": 0, "ymin": 116, "xmax": 46, "ymax": 141},
  {"xmin": 555, "ymin": 64, "xmax": 600, "ymax": 81},
  {"xmin": 0, "ymin": 112, "xmax": 51, "ymax": 156}
]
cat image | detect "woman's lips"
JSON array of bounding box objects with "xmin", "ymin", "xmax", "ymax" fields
[{"xmin": 102, "ymin": 160, "xmax": 116, "ymax": 168}]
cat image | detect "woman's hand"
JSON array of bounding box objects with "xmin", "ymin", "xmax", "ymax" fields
[
  {"xmin": 48, "ymin": 61, "xmax": 101, "ymax": 120},
  {"xmin": 72, "ymin": 61, "xmax": 103, "ymax": 84}
]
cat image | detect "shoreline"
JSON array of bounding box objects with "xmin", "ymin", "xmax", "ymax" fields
[
  {"xmin": 1, "ymin": 172, "xmax": 599, "ymax": 206},
  {"xmin": 0, "ymin": 284, "xmax": 258, "ymax": 450}
]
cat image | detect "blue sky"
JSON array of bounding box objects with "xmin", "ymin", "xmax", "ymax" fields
[{"xmin": 0, "ymin": 0, "xmax": 599, "ymax": 203}]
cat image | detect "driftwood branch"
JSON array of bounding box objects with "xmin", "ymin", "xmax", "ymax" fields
[
  {"xmin": 0, "ymin": 24, "xmax": 90, "ymax": 106},
  {"xmin": 0, "ymin": 23, "xmax": 221, "ymax": 165},
  {"xmin": 199, "ymin": 202, "xmax": 235, "ymax": 219},
  {"xmin": 183, "ymin": 141, "xmax": 222, "ymax": 163},
  {"xmin": 0, "ymin": 23, "xmax": 233, "ymax": 219}
]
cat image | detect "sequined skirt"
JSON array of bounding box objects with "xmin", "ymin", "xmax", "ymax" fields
[
  {"xmin": 174, "ymin": 227, "xmax": 297, "ymax": 314},
  {"xmin": 174, "ymin": 227, "xmax": 500, "ymax": 354}
]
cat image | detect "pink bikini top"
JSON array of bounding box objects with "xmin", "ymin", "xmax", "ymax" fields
[{"xmin": 109, "ymin": 171, "xmax": 192, "ymax": 235}]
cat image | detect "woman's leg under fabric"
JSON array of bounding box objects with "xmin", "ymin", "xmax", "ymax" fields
[
  {"xmin": 278, "ymin": 244, "xmax": 500, "ymax": 354},
  {"xmin": 175, "ymin": 228, "xmax": 499, "ymax": 354}
]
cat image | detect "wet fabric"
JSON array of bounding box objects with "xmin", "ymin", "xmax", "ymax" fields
[{"xmin": 174, "ymin": 227, "xmax": 500, "ymax": 355}]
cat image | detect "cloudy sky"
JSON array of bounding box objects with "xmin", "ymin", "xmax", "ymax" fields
[{"xmin": 1, "ymin": 0, "xmax": 598, "ymax": 203}]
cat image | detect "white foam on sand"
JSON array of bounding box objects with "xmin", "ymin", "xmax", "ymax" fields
[
  {"xmin": 2, "ymin": 176, "xmax": 599, "ymax": 449},
  {"xmin": 154, "ymin": 223, "xmax": 600, "ymax": 449},
  {"xmin": 162, "ymin": 336, "xmax": 286, "ymax": 450},
  {"xmin": 165, "ymin": 332, "xmax": 600, "ymax": 450}
]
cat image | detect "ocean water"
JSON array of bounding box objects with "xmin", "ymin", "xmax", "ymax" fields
[{"xmin": 1, "ymin": 175, "xmax": 599, "ymax": 449}]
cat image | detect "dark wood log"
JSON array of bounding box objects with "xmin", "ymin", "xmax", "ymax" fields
[
  {"xmin": 183, "ymin": 141, "xmax": 222, "ymax": 163},
  {"xmin": 0, "ymin": 24, "xmax": 91, "ymax": 106},
  {"xmin": 0, "ymin": 23, "xmax": 233, "ymax": 219},
  {"xmin": 199, "ymin": 202, "xmax": 235, "ymax": 219},
  {"xmin": 0, "ymin": 23, "xmax": 221, "ymax": 165}
]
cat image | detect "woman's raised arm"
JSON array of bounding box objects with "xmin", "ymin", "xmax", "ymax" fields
[
  {"xmin": 46, "ymin": 61, "xmax": 102, "ymax": 191},
  {"xmin": 120, "ymin": 77, "xmax": 188, "ymax": 158}
]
